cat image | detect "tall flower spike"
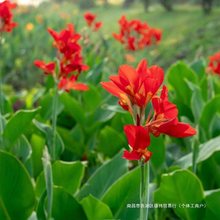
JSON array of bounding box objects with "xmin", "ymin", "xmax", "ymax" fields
[
  {"xmin": 123, "ymin": 125, "xmax": 152, "ymax": 162},
  {"xmin": 147, "ymin": 86, "xmax": 196, "ymax": 138}
]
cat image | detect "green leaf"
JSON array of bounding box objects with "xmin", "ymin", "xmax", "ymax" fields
[
  {"xmin": 176, "ymin": 136, "xmax": 220, "ymax": 168},
  {"xmin": 81, "ymin": 195, "xmax": 113, "ymax": 220},
  {"xmin": 97, "ymin": 126, "xmax": 126, "ymax": 157},
  {"xmin": 167, "ymin": 61, "xmax": 197, "ymax": 107},
  {"xmin": 0, "ymin": 151, "xmax": 35, "ymax": 220},
  {"xmin": 102, "ymin": 167, "xmax": 140, "ymax": 220},
  {"xmin": 60, "ymin": 93, "xmax": 85, "ymax": 125},
  {"xmin": 154, "ymin": 169, "xmax": 204, "ymax": 220},
  {"xmin": 190, "ymin": 59, "xmax": 206, "ymax": 79},
  {"xmin": 33, "ymin": 120, "xmax": 64, "ymax": 159},
  {"xmin": 36, "ymin": 160, "xmax": 85, "ymax": 197},
  {"xmin": 199, "ymin": 95, "xmax": 220, "ymax": 141},
  {"xmin": 37, "ymin": 187, "xmax": 86, "ymax": 220},
  {"xmin": 76, "ymin": 150, "xmax": 128, "ymax": 200},
  {"xmin": 11, "ymin": 135, "xmax": 32, "ymax": 163},
  {"xmin": 30, "ymin": 134, "xmax": 44, "ymax": 178},
  {"xmin": 148, "ymin": 135, "xmax": 165, "ymax": 171},
  {"xmin": 3, "ymin": 108, "xmax": 40, "ymax": 147},
  {"xmin": 82, "ymin": 85, "xmax": 102, "ymax": 112},
  {"xmin": 204, "ymin": 189, "xmax": 220, "ymax": 220}
]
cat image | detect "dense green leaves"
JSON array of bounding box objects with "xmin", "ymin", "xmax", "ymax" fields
[
  {"xmin": 36, "ymin": 160, "xmax": 85, "ymax": 197},
  {"xmin": 176, "ymin": 136, "xmax": 220, "ymax": 169},
  {"xmin": 204, "ymin": 189, "xmax": 220, "ymax": 219},
  {"xmin": 0, "ymin": 151, "xmax": 35, "ymax": 220},
  {"xmin": 77, "ymin": 150, "xmax": 128, "ymax": 200},
  {"xmin": 102, "ymin": 167, "xmax": 140, "ymax": 220},
  {"xmin": 3, "ymin": 108, "xmax": 39, "ymax": 147},
  {"xmin": 81, "ymin": 195, "xmax": 113, "ymax": 220},
  {"xmin": 154, "ymin": 169, "xmax": 204, "ymax": 220}
]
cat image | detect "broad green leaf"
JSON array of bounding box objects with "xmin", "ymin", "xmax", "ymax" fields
[
  {"xmin": 197, "ymin": 152, "xmax": 220, "ymax": 189},
  {"xmin": 82, "ymin": 85, "xmax": 102, "ymax": 112},
  {"xmin": 81, "ymin": 195, "xmax": 113, "ymax": 220},
  {"xmin": 176, "ymin": 136, "xmax": 220, "ymax": 168},
  {"xmin": 11, "ymin": 135, "xmax": 32, "ymax": 163},
  {"xmin": 154, "ymin": 169, "xmax": 204, "ymax": 220},
  {"xmin": 30, "ymin": 134, "xmax": 44, "ymax": 178},
  {"xmin": 40, "ymin": 92, "xmax": 63, "ymax": 120},
  {"xmin": 102, "ymin": 167, "xmax": 140, "ymax": 220},
  {"xmin": 3, "ymin": 108, "xmax": 40, "ymax": 147},
  {"xmin": 97, "ymin": 126, "xmax": 126, "ymax": 157},
  {"xmin": 190, "ymin": 59, "xmax": 206, "ymax": 79},
  {"xmin": 0, "ymin": 151, "xmax": 35, "ymax": 220},
  {"xmin": 204, "ymin": 189, "xmax": 220, "ymax": 220},
  {"xmin": 199, "ymin": 95, "xmax": 220, "ymax": 141},
  {"xmin": 37, "ymin": 187, "xmax": 86, "ymax": 220},
  {"xmin": 33, "ymin": 120, "xmax": 64, "ymax": 159},
  {"xmin": 148, "ymin": 135, "xmax": 165, "ymax": 171},
  {"xmin": 57, "ymin": 126, "xmax": 85, "ymax": 158},
  {"xmin": 167, "ymin": 61, "xmax": 197, "ymax": 107},
  {"xmin": 36, "ymin": 160, "xmax": 85, "ymax": 197},
  {"xmin": 185, "ymin": 80, "xmax": 205, "ymax": 123},
  {"xmin": 76, "ymin": 150, "xmax": 128, "ymax": 200},
  {"xmin": 60, "ymin": 92, "xmax": 85, "ymax": 124}
]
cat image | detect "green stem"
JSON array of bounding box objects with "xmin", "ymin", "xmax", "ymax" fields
[
  {"xmin": 192, "ymin": 134, "xmax": 199, "ymax": 173},
  {"xmin": 208, "ymin": 74, "xmax": 214, "ymax": 100},
  {"xmin": 51, "ymin": 84, "xmax": 58, "ymax": 161},
  {"xmin": 140, "ymin": 160, "xmax": 150, "ymax": 220},
  {"xmin": 42, "ymin": 147, "xmax": 53, "ymax": 220}
]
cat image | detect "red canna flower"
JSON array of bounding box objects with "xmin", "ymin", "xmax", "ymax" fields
[
  {"xmin": 84, "ymin": 11, "xmax": 102, "ymax": 32},
  {"xmin": 58, "ymin": 76, "xmax": 88, "ymax": 92},
  {"xmin": 101, "ymin": 59, "xmax": 164, "ymax": 117},
  {"xmin": 34, "ymin": 60, "xmax": 56, "ymax": 75},
  {"xmin": 147, "ymin": 86, "xmax": 196, "ymax": 138},
  {"xmin": 113, "ymin": 15, "xmax": 162, "ymax": 51},
  {"xmin": 123, "ymin": 125, "xmax": 152, "ymax": 162},
  {"xmin": 94, "ymin": 21, "xmax": 102, "ymax": 31},
  {"xmin": 34, "ymin": 24, "xmax": 89, "ymax": 92},
  {"xmin": 0, "ymin": 0, "xmax": 17, "ymax": 33},
  {"xmin": 207, "ymin": 51, "xmax": 220, "ymax": 75},
  {"xmin": 84, "ymin": 12, "xmax": 96, "ymax": 27}
]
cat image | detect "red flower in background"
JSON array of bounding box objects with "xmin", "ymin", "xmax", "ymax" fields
[
  {"xmin": 207, "ymin": 51, "xmax": 220, "ymax": 75},
  {"xmin": 101, "ymin": 59, "xmax": 164, "ymax": 117},
  {"xmin": 147, "ymin": 86, "xmax": 196, "ymax": 138},
  {"xmin": 84, "ymin": 11, "xmax": 102, "ymax": 32},
  {"xmin": 34, "ymin": 24, "xmax": 89, "ymax": 92},
  {"xmin": 113, "ymin": 15, "xmax": 162, "ymax": 51},
  {"xmin": 0, "ymin": 0, "xmax": 17, "ymax": 33},
  {"xmin": 123, "ymin": 125, "xmax": 152, "ymax": 162}
]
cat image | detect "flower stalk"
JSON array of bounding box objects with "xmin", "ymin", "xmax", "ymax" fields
[{"xmin": 140, "ymin": 160, "xmax": 150, "ymax": 220}]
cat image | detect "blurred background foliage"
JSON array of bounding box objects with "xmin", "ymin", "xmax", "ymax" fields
[{"xmin": 0, "ymin": 0, "xmax": 219, "ymax": 90}]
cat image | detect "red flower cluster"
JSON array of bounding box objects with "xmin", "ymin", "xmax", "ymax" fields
[
  {"xmin": 84, "ymin": 12, "xmax": 102, "ymax": 32},
  {"xmin": 101, "ymin": 59, "xmax": 196, "ymax": 162},
  {"xmin": 34, "ymin": 24, "xmax": 89, "ymax": 92},
  {"xmin": 207, "ymin": 51, "xmax": 220, "ymax": 75},
  {"xmin": 113, "ymin": 16, "xmax": 162, "ymax": 51},
  {"xmin": 0, "ymin": 0, "xmax": 17, "ymax": 33}
]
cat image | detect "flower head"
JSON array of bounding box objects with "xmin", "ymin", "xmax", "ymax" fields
[
  {"xmin": 84, "ymin": 11, "xmax": 102, "ymax": 32},
  {"xmin": 207, "ymin": 51, "xmax": 220, "ymax": 75},
  {"xmin": 113, "ymin": 15, "xmax": 162, "ymax": 51},
  {"xmin": 101, "ymin": 59, "xmax": 164, "ymax": 117},
  {"xmin": 34, "ymin": 24, "xmax": 89, "ymax": 92},
  {"xmin": 123, "ymin": 125, "xmax": 152, "ymax": 162},
  {"xmin": 147, "ymin": 86, "xmax": 196, "ymax": 138},
  {"xmin": 0, "ymin": 0, "xmax": 17, "ymax": 33}
]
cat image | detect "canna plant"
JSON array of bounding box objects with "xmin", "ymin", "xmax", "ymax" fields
[
  {"xmin": 101, "ymin": 59, "xmax": 196, "ymax": 220},
  {"xmin": 34, "ymin": 23, "xmax": 89, "ymax": 219}
]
